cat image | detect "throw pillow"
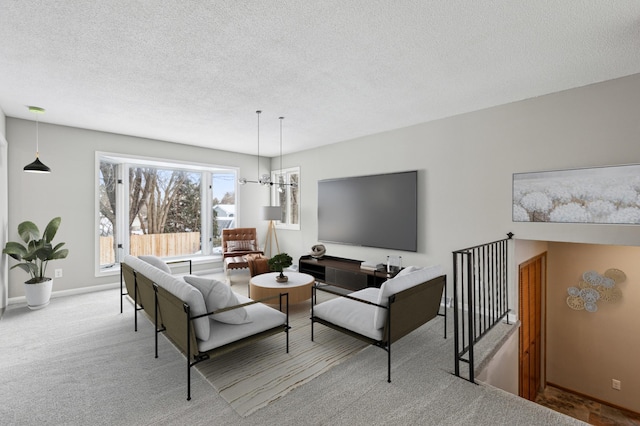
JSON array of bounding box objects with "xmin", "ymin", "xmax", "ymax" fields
[
  {"xmin": 125, "ymin": 255, "xmax": 210, "ymax": 341},
  {"xmin": 373, "ymin": 264, "xmax": 443, "ymax": 329},
  {"xmin": 138, "ymin": 255, "xmax": 172, "ymax": 274},
  {"xmin": 226, "ymin": 240, "xmax": 256, "ymax": 252},
  {"xmin": 183, "ymin": 276, "xmax": 252, "ymax": 325}
]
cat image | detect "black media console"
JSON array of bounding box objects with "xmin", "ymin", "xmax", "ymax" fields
[{"xmin": 298, "ymin": 255, "xmax": 395, "ymax": 291}]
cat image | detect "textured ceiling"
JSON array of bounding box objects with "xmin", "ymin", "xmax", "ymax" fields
[{"xmin": 1, "ymin": 1, "xmax": 640, "ymax": 157}]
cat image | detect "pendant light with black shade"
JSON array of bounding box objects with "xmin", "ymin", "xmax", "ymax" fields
[{"xmin": 23, "ymin": 106, "xmax": 51, "ymax": 173}]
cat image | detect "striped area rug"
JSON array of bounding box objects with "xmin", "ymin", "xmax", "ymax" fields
[{"xmin": 195, "ymin": 290, "xmax": 367, "ymax": 417}]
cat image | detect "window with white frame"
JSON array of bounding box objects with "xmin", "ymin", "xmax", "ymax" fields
[
  {"xmin": 97, "ymin": 152, "xmax": 238, "ymax": 273},
  {"xmin": 271, "ymin": 166, "xmax": 300, "ymax": 230}
]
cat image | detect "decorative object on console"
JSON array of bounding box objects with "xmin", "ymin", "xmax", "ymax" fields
[
  {"xmin": 23, "ymin": 106, "xmax": 51, "ymax": 173},
  {"xmin": 310, "ymin": 244, "xmax": 326, "ymax": 259},
  {"xmin": 386, "ymin": 255, "xmax": 402, "ymax": 274},
  {"xmin": 268, "ymin": 252, "xmax": 293, "ymax": 283},
  {"xmin": 2, "ymin": 217, "xmax": 69, "ymax": 309},
  {"xmin": 566, "ymin": 268, "xmax": 626, "ymax": 312}
]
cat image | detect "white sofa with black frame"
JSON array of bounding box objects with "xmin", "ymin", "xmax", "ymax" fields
[
  {"xmin": 121, "ymin": 255, "xmax": 290, "ymax": 400},
  {"xmin": 311, "ymin": 265, "xmax": 445, "ymax": 382}
]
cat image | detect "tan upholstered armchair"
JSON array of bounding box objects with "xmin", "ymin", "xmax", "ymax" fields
[{"xmin": 221, "ymin": 228, "xmax": 264, "ymax": 279}]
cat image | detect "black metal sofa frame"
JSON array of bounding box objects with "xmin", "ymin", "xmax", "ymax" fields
[
  {"xmin": 120, "ymin": 261, "xmax": 290, "ymax": 400},
  {"xmin": 311, "ymin": 274, "xmax": 446, "ymax": 382}
]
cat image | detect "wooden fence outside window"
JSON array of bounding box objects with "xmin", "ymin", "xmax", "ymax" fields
[{"xmin": 100, "ymin": 232, "xmax": 201, "ymax": 265}]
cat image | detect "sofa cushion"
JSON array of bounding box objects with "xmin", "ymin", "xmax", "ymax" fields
[
  {"xmin": 313, "ymin": 288, "xmax": 383, "ymax": 341},
  {"xmin": 183, "ymin": 276, "xmax": 251, "ymax": 324},
  {"xmin": 198, "ymin": 294, "xmax": 287, "ymax": 352},
  {"xmin": 138, "ymin": 255, "xmax": 172, "ymax": 273},
  {"xmin": 123, "ymin": 255, "xmax": 210, "ymax": 341},
  {"xmin": 374, "ymin": 265, "xmax": 443, "ymax": 329},
  {"xmin": 226, "ymin": 240, "xmax": 256, "ymax": 252}
]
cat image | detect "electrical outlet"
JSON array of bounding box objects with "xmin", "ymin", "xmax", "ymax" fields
[
  {"xmin": 612, "ymin": 379, "xmax": 621, "ymax": 390},
  {"xmin": 54, "ymin": 269, "xmax": 63, "ymax": 278}
]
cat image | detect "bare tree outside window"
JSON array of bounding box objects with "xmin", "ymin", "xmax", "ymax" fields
[
  {"xmin": 99, "ymin": 161, "xmax": 119, "ymax": 266},
  {"xmin": 129, "ymin": 167, "xmax": 200, "ymax": 235},
  {"xmin": 98, "ymin": 156, "xmax": 237, "ymax": 269},
  {"xmin": 271, "ymin": 166, "xmax": 300, "ymax": 230},
  {"xmin": 127, "ymin": 167, "xmax": 202, "ymax": 257}
]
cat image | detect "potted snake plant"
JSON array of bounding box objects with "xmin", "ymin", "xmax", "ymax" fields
[{"xmin": 2, "ymin": 217, "xmax": 69, "ymax": 309}]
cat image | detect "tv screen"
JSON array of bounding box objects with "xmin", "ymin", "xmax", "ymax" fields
[{"xmin": 318, "ymin": 171, "xmax": 418, "ymax": 252}]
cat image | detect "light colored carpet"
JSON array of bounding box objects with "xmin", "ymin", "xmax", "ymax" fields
[
  {"xmin": 196, "ymin": 289, "xmax": 367, "ymax": 417},
  {"xmin": 0, "ymin": 273, "xmax": 585, "ymax": 425}
]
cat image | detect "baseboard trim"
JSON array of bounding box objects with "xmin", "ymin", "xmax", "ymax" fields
[
  {"xmin": 8, "ymin": 281, "xmax": 120, "ymax": 306},
  {"xmin": 7, "ymin": 267, "xmax": 226, "ymax": 307}
]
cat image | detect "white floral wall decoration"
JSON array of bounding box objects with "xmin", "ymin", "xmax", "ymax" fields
[
  {"xmin": 513, "ymin": 163, "xmax": 640, "ymax": 224},
  {"xmin": 566, "ymin": 269, "xmax": 626, "ymax": 313}
]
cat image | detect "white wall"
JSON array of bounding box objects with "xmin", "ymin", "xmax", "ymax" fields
[
  {"xmin": 6, "ymin": 73, "xmax": 640, "ymax": 302},
  {"xmin": 5, "ymin": 121, "xmax": 271, "ymax": 298},
  {"xmin": 275, "ymin": 73, "xmax": 640, "ymax": 274},
  {"xmin": 0, "ymin": 107, "xmax": 7, "ymax": 313},
  {"xmin": 476, "ymin": 329, "xmax": 519, "ymax": 394}
]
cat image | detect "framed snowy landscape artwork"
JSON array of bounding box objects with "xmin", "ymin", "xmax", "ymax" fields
[{"xmin": 513, "ymin": 164, "xmax": 640, "ymax": 224}]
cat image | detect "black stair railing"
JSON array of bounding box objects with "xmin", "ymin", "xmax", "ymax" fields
[{"xmin": 452, "ymin": 233, "xmax": 513, "ymax": 383}]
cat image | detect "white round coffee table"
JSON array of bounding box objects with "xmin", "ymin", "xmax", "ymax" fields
[{"xmin": 249, "ymin": 272, "xmax": 315, "ymax": 304}]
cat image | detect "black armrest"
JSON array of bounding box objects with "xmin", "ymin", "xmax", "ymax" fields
[{"xmin": 312, "ymin": 283, "xmax": 386, "ymax": 309}]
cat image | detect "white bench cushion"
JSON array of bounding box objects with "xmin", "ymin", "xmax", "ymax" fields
[
  {"xmin": 374, "ymin": 265, "xmax": 443, "ymax": 329},
  {"xmin": 313, "ymin": 288, "xmax": 383, "ymax": 341},
  {"xmin": 198, "ymin": 294, "xmax": 287, "ymax": 352}
]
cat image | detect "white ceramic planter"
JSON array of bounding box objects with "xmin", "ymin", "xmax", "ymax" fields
[{"xmin": 24, "ymin": 278, "xmax": 53, "ymax": 310}]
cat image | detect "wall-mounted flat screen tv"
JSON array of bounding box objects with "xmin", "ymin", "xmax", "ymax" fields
[{"xmin": 318, "ymin": 170, "xmax": 418, "ymax": 252}]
